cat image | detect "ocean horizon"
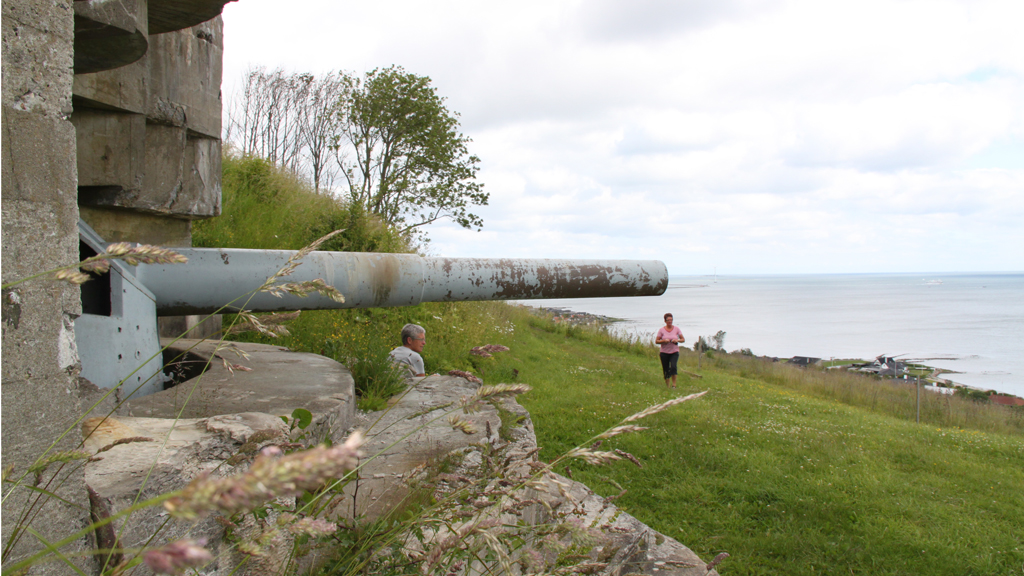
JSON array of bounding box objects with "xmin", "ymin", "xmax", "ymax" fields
[{"xmin": 518, "ymin": 272, "xmax": 1024, "ymax": 398}]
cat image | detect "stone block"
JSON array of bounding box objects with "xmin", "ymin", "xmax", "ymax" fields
[
  {"xmin": 148, "ymin": 17, "xmax": 223, "ymax": 138},
  {"xmin": 141, "ymin": 126, "xmax": 221, "ymax": 217},
  {"xmin": 83, "ymin": 413, "xmax": 291, "ymax": 576},
  {"xmin": 71, "ymin": 107, "xmax": 145, "ymax": 190},
  {"xmin": 125, "ymin": 340, "xmax": 355, "ymax": 436}
]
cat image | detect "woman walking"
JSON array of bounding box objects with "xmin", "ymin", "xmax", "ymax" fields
[{"xmin": 655, "ymin": 313, "xmax": 685, "ymax": 388}]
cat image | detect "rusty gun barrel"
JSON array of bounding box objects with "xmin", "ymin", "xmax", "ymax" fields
[{"xmin": 139, "ymin": 249, "xmax": 669, "ymax": 316}]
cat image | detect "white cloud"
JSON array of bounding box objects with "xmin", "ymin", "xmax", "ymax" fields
[{"xmin": 222, "ymin": 0, "xmax": 1024, "ymax": 274}]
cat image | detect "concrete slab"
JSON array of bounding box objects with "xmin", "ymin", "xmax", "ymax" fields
[{"xmin": 124, "ymin": 339, "xmax": 355, "ymax": 444}]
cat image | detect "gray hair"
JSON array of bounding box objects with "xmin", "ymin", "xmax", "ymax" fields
[{"xmin": 400, "ymin": 323, "xmax": 425, "ymax": 346}]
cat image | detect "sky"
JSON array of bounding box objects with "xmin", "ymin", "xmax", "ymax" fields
[{"xmin": 220, "ymin": 0, "xmax": 1024, "ymax": 275}]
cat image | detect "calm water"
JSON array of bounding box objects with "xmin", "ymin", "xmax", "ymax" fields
[{"xmin": 519, "ymin": 273, "xmax": 1024, "ymax": 398}]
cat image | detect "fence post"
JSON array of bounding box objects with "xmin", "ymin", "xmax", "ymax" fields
[{"xmin": 916, "ymin": 375, "xmax": 921, "ymax": 424}]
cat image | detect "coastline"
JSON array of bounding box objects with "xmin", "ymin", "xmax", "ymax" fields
[{"xmin": 523, "ymin": 304, "xmax": 1024, "ymax": 401}]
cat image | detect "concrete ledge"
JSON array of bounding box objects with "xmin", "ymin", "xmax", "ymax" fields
[
  {"xmin": 149, "ymin": 0, "xmax": 235, "ymax": 35},
  {"xmin": 125, "ymin": 339, "xmax": 355, "ymax": 443}
]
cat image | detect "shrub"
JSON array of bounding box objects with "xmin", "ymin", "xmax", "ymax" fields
[{"xmin": 322, "ymin": 332, "xmax": 407, "ymax": 411}]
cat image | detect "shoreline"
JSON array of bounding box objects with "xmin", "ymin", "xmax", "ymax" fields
[{"xmin": 525, "ymin": 305, "xmax": 1023, "ymax": 401}]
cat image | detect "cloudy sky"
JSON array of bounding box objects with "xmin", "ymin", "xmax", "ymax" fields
[{"xmin": 221, "ymin": 0, "xmax": 1023, "ymax": 275}]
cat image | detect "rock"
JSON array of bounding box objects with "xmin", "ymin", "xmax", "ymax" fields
[
  {"xmin": 341, "ymin": 375, "xmax": 502, "ymax": 519},
  {"xmin": 83, "ymin": 413, "xmax": 289, "ymax": 576}
]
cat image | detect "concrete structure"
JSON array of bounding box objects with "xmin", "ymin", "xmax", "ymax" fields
[{"xmin": 2, "ymin": 1, "xmax": 234, "ymax": 572}]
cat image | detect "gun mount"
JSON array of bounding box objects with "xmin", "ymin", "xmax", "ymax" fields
[{"xmin": 74, "ymin": 221, "xmax": 668, "ymax": 396}]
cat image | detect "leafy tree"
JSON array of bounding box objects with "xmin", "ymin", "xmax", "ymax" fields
[
  {"xmin": 712, "ymin": 330, "xmax": 727, "ymax": 351},
  {"xmin": 334, "ymin": 66, "xmax": 488, "ymax": 236}
]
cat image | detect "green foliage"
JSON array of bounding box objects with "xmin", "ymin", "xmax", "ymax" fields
[
  {"xmin": 955, "ymin": 387, "xmax": 994, "ymax": 403},
  {"xmin": 193, "ymin": 152, "xmax": 409, "ymax": 253},
  {"xmin": 288, "ymin": 408, "xmax": 313, "ymax": 431},
  {"xmin": 321, "ymin": 330, "xmax": 407, "ymax": 412},
  {"xmin": 336, "ymin": 66, "xmax": 488, "ymax": 235}
]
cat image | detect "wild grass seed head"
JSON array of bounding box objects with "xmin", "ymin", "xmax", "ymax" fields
[
  {"xmin": 447, "ymin": 415, "xmax": 478, "ymax": 435},
  {"xmin": 595, "ymin": 424, "xmax": 648, "ymax": 440},
  {"xmin": 54, "ymin": 269, "xmax": 91, "ymax": 285},
  {"xmin": 262, "ymin": 279, "xmax": 344, "ymax": 303},
  {"xmin": 286, "ymin": 517, "xmax": 339, "ymax": 537},
  {"xmin": 565, "ymin": 447, "xmax": 622, "ymax": 466},
  {"xmin": 142, "ymin": 538, "xmax": 213, "ymax": 575},
  {"xmin": 104, "ymin": 243, "xmax": 189, "ymax": 266},
  {"xmin": 622, "ymin": 390, "xmax": 707, "ymax": 422},
  {"xmin": 27, "ymin": 450, "xmax": 92, "ymax": 474},
  {"xmin": 461, "ymin": 384, "xmax": 531, "ymax": 413},
  {"xmin": 164, "ymin": 431, "xmax": 363, "ymax": 519}
]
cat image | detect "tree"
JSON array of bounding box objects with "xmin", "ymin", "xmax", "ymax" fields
[
  {"xmin": 226, "ymin": 67, "xmax": 342, "ymax": 193},
  {"xmin": 334, "ymin": 66, "xmax": 488, "ymax": 235},
  {"xmin": 298, "ymin": 72, "xmax": 344, "ymax": 193}
]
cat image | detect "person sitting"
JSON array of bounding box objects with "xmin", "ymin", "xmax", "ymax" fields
[{"xmin": 389, "ymin": 323, "xmax": 427, "ymax": 377}]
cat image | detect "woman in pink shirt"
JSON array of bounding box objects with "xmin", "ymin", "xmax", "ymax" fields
[{"xmin": 655, "ymin": 313, "xmax": 685, "ymax": 388}]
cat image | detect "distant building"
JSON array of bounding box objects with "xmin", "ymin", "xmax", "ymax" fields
[
  {"xmin": 850, "ymin": 355, "xmax": 906, "ymax": 377},
  {"xmin": 990, "ymin": 395, "xmax": 1024, "ymax": 407},
  {"xmin": 788, "ymin": 356, "xmax": 821, "ymax": 367}
]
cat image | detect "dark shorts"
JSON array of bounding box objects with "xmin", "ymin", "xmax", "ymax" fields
[{"xmin": 660, "ymin": 352, "xmax": 679, "ymax": 378}]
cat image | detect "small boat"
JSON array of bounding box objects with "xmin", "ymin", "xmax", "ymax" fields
[{"xmin": 924, "ymin": 279, "xmax": 943, "ymax": 285}]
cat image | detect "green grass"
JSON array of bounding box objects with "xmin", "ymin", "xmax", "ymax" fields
[
  {"xmin": 504, "ymin": 322, "xmax": 1024, "ymax": 576},
  {"xmin": 229, "ymin": 303, "xmax": 1024, "ymax": 575}
]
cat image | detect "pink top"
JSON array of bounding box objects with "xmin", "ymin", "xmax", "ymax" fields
[{"xmin": 657, "ymin": 326, "xmax": 683, "ymax": 354}]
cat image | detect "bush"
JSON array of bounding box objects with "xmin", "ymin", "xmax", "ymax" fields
[{"xmin": 322, "ymin": 331, "xmax": 407, "ymax": 411}]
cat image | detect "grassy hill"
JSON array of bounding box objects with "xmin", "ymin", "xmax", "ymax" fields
[{"xmin": 207, "ymin": 153, "xmax": 1024, "ymax": 575}]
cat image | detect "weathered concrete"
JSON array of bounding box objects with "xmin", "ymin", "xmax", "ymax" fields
[
  {"xmin": 1, "ymin": 0, "xmax": 75, "ymax": 118},
  {"xmin": 2, "ymin": 0, "xmax": 91, "ymax": 573},
  {"xmin": 73, "ymin": 16, "xmax": 224, "ymax": 219},
  {"xmin": 125, "ymin": 339, "xmax": 356, "ymax": 444},
  {"xmin": 79, "ymin": 206, "xmax": 193, "ymax": 247},
  {"xmin": 82, "ymin": 412, "xmax": 290, "ymax": 576},
  {"xmin": 141, "ymin": 124, "xmax": 221, "ymax": 215},
  {"xmin": 5, "ymin": 0, "xmax": 241, "ymax": 572},
  {"xmin": 72, "ymin": 108, "xmax": 147, "ymax": 190},
  {"xmin": 147, "ymin": 17, "xmax": 223, "ymax": 138},
  {"xmin": 148, "ymin": 0, "xmax": 236, "ymax": 35}
]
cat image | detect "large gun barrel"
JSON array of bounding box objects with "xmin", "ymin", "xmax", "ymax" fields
[{"xmin": 139, "ymin": 249, "xmax": 669, "ymax": 316}]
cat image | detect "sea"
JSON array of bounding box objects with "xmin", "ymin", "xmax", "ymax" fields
[{"xmin": 518, "ymin": 272, "xmax": 1024, "ymax": 399}]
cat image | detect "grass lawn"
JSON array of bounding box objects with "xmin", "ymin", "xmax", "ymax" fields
[{"xmin": 500, "ymin": 318, "xmax": 1024, "ymax": 576}]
